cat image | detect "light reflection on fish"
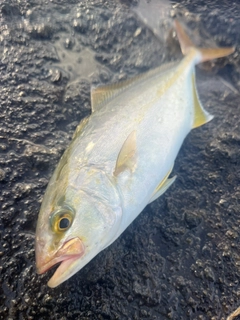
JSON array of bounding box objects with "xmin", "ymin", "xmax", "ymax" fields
[{"xmin": 35, "ymin": 20, "xmax": 234, "ymax": 288}]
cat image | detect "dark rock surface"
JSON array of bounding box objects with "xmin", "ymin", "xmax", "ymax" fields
[{"xmin": 0, "ymin": 0, "xmax": 240, "ymax": 319}]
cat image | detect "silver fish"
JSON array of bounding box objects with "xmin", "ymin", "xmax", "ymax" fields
[{"xmin": 35, "ymin": 20, "xmax": 234, "ymax": 287}]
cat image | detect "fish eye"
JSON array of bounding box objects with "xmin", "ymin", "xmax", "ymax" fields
[
  {"xmin": 59, "ymin": 217, "xmax": 70, "ymax": 230},
  {"xmin": 50, "ymin": 206, "xmax": 75, "ymax": 233}
]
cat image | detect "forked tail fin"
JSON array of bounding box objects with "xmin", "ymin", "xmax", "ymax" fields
[{"xmin": 174, "ymin": 20, "xmax": 234, "ymax": 63}]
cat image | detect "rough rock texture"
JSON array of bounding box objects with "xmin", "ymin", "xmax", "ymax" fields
[{"xmin": 0, "ymin": 0, "xmax": 240, "ymax": 319}]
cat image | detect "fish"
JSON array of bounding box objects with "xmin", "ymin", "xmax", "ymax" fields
[{"xmin": 35, "ymin": 20, "xmax": 234, "ymax": 288}]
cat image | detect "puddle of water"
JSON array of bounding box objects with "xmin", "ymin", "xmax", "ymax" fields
[
  {"xmin": 51, "ymin": 38, "xmax": 100, "ymax": 84},
  {"xmin": 133, "ymin": 0, "xmax": 173, "ymax": 42}
]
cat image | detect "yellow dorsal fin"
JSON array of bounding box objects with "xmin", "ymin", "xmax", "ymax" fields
[
  {"xmin": 174, "ymin": 20, "xmax": 234, "ymax": 63},
  {"xmin": 192, "ymin": 73, "xmax": 213, "ymax": 128},
  {"xmin": 114, "ymin": 131, "xmax": 137, "ymax": 176}
]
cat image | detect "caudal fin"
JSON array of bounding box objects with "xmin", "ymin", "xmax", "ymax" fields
[{"xmin": 174, "ymin": 20, "xmax": 234, "ymax": 63}]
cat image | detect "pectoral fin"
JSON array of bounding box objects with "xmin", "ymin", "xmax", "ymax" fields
[
  {"xmin": 114, "ymin": 131, "xmax": 137, "ymax": 176},
  {"xmin": 148, "ymin": 166, "xmax": 176, "ymax": 204},
  {"xmin": 192, "ymin": 73, "xmax": 213, "ymax": 128}
]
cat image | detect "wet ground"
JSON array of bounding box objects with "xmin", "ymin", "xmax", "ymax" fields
[{"xmin": 0, "ymin": 0, "xmax": 240, "ymax": 319}]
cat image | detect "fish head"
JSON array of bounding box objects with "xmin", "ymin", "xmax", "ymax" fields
[{"xmin": 35, "ymin": 171, "xmax": 122, "ymax": 288}]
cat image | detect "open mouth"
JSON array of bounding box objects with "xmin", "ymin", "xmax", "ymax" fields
[
  {"xmin": 47, "ymin": 254, "xmax": 83, "ymax": 288},
  {"xmin": 36, "ymin": 237, "xmax": 85, "ymax": 287}
]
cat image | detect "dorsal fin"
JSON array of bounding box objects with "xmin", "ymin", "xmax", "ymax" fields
[
  {"xmin": 114, "ymin": 131, "xmax": 137, "ymax": 176},
  {"xmin": 91, "ymin": 61, "xmax": 179, "ymax": 113},
  {"xmin": 191, "ymin": 73, "xmax": 213, "ymax": 128},
  {"xmin": 91, "ymin": 79, "xmax": 137, "ymax": 112}
]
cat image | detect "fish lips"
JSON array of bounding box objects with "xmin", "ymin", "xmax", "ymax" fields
[{"xmin": 36, "ymin": 237, "xmax": 85, "ymax": 287}]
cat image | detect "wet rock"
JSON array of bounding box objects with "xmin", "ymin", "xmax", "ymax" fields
[
  {"xmin": 28, "ymin": 23, "xmax": 54, "ymax": 40},
  {"xmin": 184, "ymin": 210, "xmax": 202, "ymax": 229},
  {"xmin": 1, "ymin": 3, "xmax": 21, "ymax": 17},
  {"xmin": 49, "ymin": 68, "xmax": 62, "ymax": 83},
  {"xmin": 0, "ymin": 1, "xmax": 240, "ymax": 320},
  {"xmin": 0, "ymin": 169, "xmax": 6, "ymax": 181}
]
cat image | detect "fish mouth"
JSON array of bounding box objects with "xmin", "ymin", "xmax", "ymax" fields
[{"xmin": 36, "ymin": 237, "xmax": 85, "ymax": 288}]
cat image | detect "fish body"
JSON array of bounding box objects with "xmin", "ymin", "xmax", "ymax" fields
[{"xmin": 35, "ymin": 21, "xmax": 234, "ymax": 287}]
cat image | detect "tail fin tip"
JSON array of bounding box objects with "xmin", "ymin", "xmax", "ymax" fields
[{"xmin": 174, "ymin": 19, "xmax": 235, "ymax": 63}]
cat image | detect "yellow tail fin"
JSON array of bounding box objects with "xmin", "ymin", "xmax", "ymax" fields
[{"xmin": 174, "ymin": 20, "xmax": 234, "ymax": 63}]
